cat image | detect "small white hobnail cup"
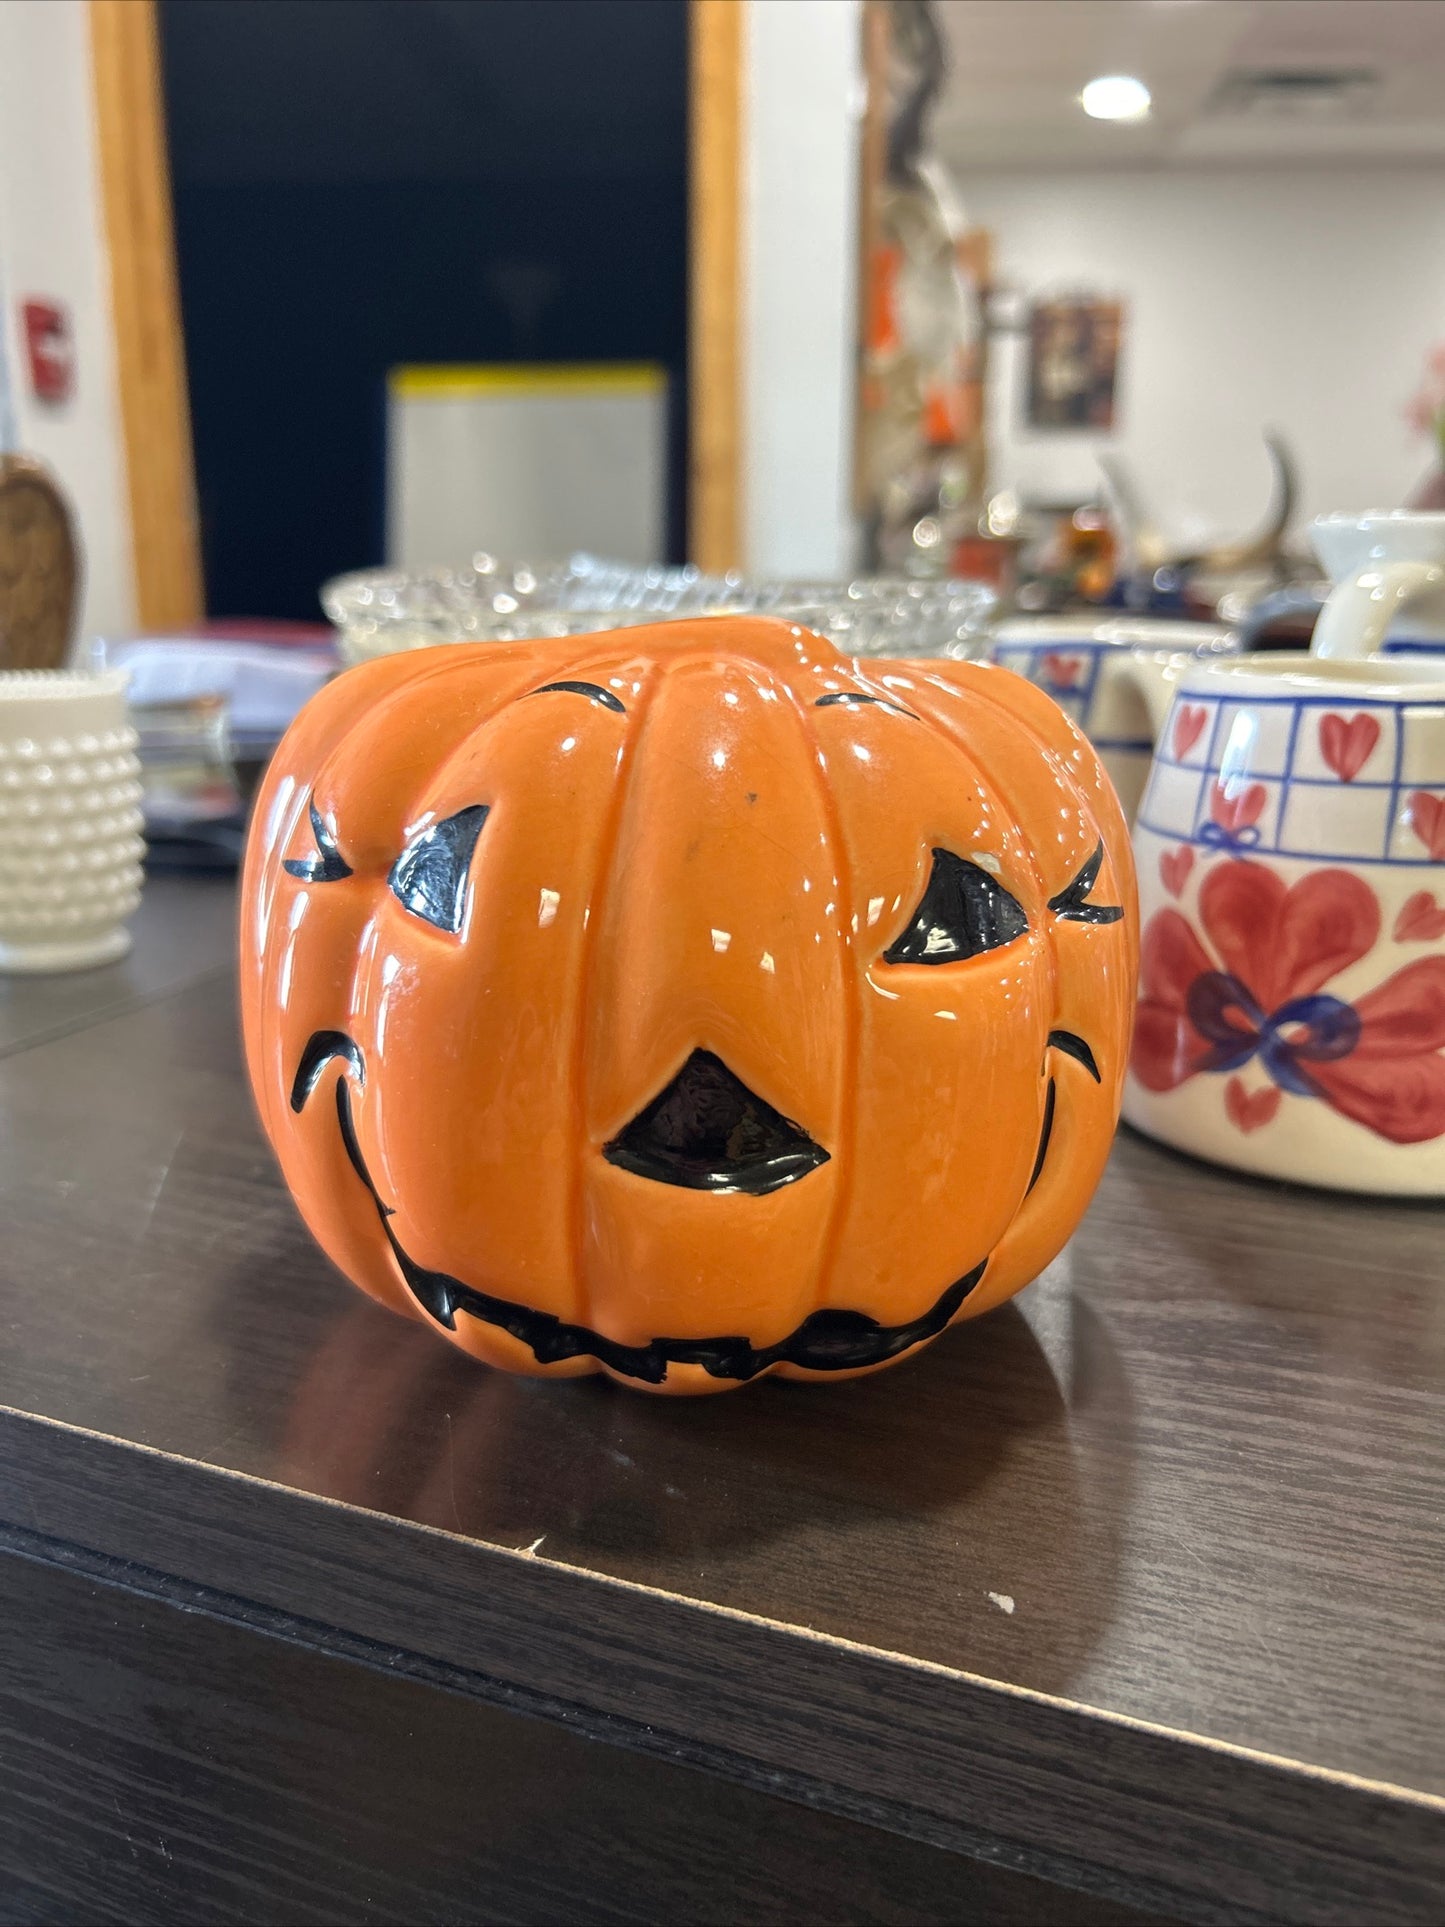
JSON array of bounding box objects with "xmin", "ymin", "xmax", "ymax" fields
[{"xmin": 0, "ymin": 670, "xmax": 144, "ymax": 973}]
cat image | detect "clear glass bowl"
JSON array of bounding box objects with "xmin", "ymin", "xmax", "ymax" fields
[
  {"xmin": 322, "ymin": 554, "xmax": 996, "ymax": 665},
  {"xmin": 322, "ymin": 553, "xmax": 748, "ymax": 664},
  {"xmin": 750, "ymin": 576, "xmax": 996, "ymax": 658}
]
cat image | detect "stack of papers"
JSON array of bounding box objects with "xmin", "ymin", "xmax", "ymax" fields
[{"xmin": 92, "ymin": 635, "xmax": 338, "ymax": 753}]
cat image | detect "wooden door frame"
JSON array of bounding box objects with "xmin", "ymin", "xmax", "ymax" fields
[
  {"xmin": 94, "ymin": 0, "xmax": 736, "ymax": 604},
  {"xmin": 89, "ymin": 0, "xmax": 203, "ymax": 626},
  {"xmin": 688, "ymin": 0, "xmax": 744, "ymax": 573}
]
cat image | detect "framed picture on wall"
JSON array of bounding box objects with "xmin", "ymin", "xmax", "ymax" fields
[{"xmin": 1025, "ymin": 296, "xmax": 1123, "ymax": 430}]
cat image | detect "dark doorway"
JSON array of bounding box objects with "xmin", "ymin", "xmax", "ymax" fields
[{"xmin": 160, "ymin": 0, "xmax": 689, "ymax": 620}]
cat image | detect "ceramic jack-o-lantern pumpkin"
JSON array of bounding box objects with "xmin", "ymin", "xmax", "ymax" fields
[{"xmin": 241, "ymin": 617, "xmax": 1137, "ymax": 1394}]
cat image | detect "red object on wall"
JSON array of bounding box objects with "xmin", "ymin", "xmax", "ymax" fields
[{"xmin": 20, "ymin": 300, "xmax": 74, "ymax": 404}]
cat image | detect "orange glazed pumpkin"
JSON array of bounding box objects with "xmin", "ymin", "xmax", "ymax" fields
[{"xmin": 241, "ymin": 618, "xmax": 1137, "ymax": 1394}]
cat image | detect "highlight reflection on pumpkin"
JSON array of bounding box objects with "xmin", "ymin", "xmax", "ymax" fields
[{"xmin": 240, "ymin": 617, "xmax": 1137, "ymax": 1394}]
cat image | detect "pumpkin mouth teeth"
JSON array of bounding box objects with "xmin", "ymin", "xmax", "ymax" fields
[
  {"xmin": 291, "ymin": 1029, "xmax": 987, "ymax": 1384},
  {"xmin": 602, "ymin": 1048, "xmax": 829, "ymax": 1197}
]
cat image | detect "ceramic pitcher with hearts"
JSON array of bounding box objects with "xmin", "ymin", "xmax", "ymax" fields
[{"xmin": 1122, "ymin": 621, "xmax": 1445, "ymax": 1192}]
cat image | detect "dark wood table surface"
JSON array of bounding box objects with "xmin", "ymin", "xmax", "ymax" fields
[{"xmin": 0, "ymin": 878, "xmax": 1441, "ymax": 1924}]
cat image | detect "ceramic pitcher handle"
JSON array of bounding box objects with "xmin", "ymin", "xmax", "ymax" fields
[{"xmin": 1311, "ymin": 558, "xmax": 1445, "ymax": 659}]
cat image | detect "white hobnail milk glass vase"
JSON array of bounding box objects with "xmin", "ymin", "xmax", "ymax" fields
[{"xmin": 0, "ymin": 670, "xmax": 144, "ymax": 972}]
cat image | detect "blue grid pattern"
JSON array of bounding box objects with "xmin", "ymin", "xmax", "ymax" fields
[
  {"xmin": 994, "ymin": 640, "xmax": 1150, "ymax": 752},
  {"xmin": 1137, "ymin": 693, "xmax": 1445, "ymax": 867}
]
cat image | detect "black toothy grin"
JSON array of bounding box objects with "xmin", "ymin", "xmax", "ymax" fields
[{"xmin": 291, "ymin": 1031, "xmax": 985, "ymax": 1384}]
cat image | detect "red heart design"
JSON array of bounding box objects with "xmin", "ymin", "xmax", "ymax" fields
[
  {"xmin": 1185, "ymin": 863, "xmax": 1379, "ymax": 1019},
  {"xmin": 1408, "ymin": 790, "xmax": 1445, "ymax": 860},
  {"xmin": 1225, "ymin": 1077, "xmax": 1281, "ymax": 1135},
  {"xmin": 1040, "ymin": 651, "xmax": 1084, "ymax": 690},
  {"xmin": 1319, "ymin": 712, "xmax": 1381, "ymax": 783},
  {"xmin": 1159, "ymin": 846, "xmax": 1194, "ymax": 898},
  {"xmin": 1210, "ymin": 779, "xmax": 1266, "ymax": 836},
  {"xmin": 1394, "ymin": 891, "xmax": 1445, "ymax": 942},
  {"xmin": 1172, "ymin": 703, "xmax": 1207, "ymax": 760}
]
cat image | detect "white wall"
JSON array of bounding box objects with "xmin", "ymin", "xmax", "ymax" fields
[
  {"xmin": 0, "ymin": 0, "xmax": 135, "ymax": 640},
  {"xmin": 960, "ymin": 164, "xmax": 1445, "ymax": 550},
  {"xmin": 743, "ymin": 0, "xmax": 861, "ymax": 580}
]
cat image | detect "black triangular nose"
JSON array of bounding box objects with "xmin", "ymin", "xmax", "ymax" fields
[{"xmin": 603, "ymin": 1049, "xmax": 829, "ymax": 1196}]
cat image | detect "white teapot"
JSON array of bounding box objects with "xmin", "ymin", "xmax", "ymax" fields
[
  {"xmin": 1119, "ymin": 530, "xmax": 1445, "ymax": 1194},
  {"xmin": 983, "ymin": 614, "xmax": 1236, "ymax": 823}
]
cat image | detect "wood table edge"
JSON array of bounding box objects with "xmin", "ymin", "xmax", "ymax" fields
[{"xmin": 0, "ymin": 1404, "xmax": 1439, "ymax": 1924}]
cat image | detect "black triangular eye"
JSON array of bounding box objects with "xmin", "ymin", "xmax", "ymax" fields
[
  {"xmin": 283, "ymin": 800, "xmax": 352, "ymax": 883},
  {"xmin": 1047, "ymin": 844, "xmax": 1123, "ymax": 925},
  {"xmin": 388, "ymin": 805, "xmax": 489, "ymax": 933},
  {"xmin": 883, "ymin": 848, "xmax": 1028, "ymax": 965}
]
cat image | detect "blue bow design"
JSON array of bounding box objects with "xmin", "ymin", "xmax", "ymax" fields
[
  {"xmin": 1185, "ymin": 971, "xmax": 1360, "ymax": 1096},
  {"xmin": 1197, "ymin": 821, "xmax": 1262, "ymax": 853}
]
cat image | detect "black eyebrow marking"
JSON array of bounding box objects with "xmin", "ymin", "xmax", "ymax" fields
[
  {"xmin": 813, "ymin": 691, "xmax": 920, "ymax": 721},
  {"xmin": 1048, "ymin": 1029, "xmax": 1101, "ymax": 1082},
  {"xmin": 530, "ymin": 680, "xmax": 626, "ymax": 713},
  {"xmin": 283, "ymin": 799, "xmax": 352, "ymax": 883},
  {"xmin": 1047, "ymin": 844, "xmax": 1124, "ymax": 925}
]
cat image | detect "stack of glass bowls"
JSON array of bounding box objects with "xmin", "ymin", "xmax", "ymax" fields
[{"xmin": 322, "ymin": 553, "xmax": 995, "ymax": 666}]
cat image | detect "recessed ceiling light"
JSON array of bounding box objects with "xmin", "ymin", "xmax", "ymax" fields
[{"xmin": 1080, "ymin": 75, "xmax": 1152, "ymax": 122}]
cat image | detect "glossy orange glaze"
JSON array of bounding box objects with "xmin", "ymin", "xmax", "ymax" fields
[{"xmin": 240, "ymin": 618, "xmax": 1137, "ymax": 1393}]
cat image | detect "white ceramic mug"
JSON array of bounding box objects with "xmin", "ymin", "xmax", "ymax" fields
[
  {"xmin": 0, "ymin": 671, "xmax": 144, "ymax": 972},
  {"xmin": 1124, "ymin": 619, "xmax": 1445, "ymax": 1191},
  {"xmin": 985, "ymin": 616, "xmax": 1236, "ymax": 823},
  {"xmin": 1312, "ymin": 509, "xmax": 1445, "ymax": 657}
]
